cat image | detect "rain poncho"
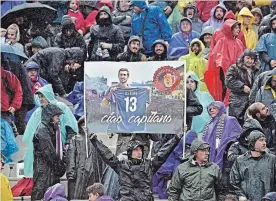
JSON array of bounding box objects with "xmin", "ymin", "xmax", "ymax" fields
[
  {"xmin": 67, "ymin": 81, "xmax": 84, "ymax": 118},
  {"xmin": 43, "ymin": 183, "xmax": 67, "ymax": 201},
  {"xmin": 1, "ymin": 118, "xmax": 18, "ymax": 163},
  {"xmin": 168, "ymin": 18, "xmax": 200, "ymax": 59},
  {"xmin": 179, "ymin": 39, "xmax": 208, "ymax": 91},
  {"xmin": 202, "ymin": 2, "xmax": 227, "ymax": 30},
  {"xmin": 22, "ymin": 84, "xmax": 78, "ymax": 177},
  {"xmin": 238, "ymin": 7, "xmax": 258, "ymax": 49},
  {"xmin": 186, "ymin": 71, "xmax": 214, "ymax": 134}
]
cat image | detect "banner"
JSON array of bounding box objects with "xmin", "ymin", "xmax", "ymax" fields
[{"xmin": 85, "ymin": 61, "xmax": 186, "ymax": 134}]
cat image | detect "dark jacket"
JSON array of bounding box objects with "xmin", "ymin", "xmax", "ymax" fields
[
  {"xmin": 230, "ymin": 151, "xmax": 276, "ymax": 201},
  {"xmin": 88, "ymin": 6, "xmax": 125, "ymax": 61},
  {"xmin": 91, "ymin": 134, "xmax": 181, "ymax": 201},
  {"xmin": 32, "ymin": 104, "xmax": 66, "ymax": 200},
  {"xmin": 168, "ymin": 139, "xmax": 223, "ymax": 201},
  {"xmin": 27, "ymin": 47, "xmax": 84, "ymax": 95},
  {"xmin": 256, "ymin": 74, "xmax": 276, "ymax": 107},
  {"xmin": 117, "ymin": 36, "xmax": 146, "ymax": 62},
  {"xmin": 226, "ymin": 53, "xmax": 262, "ymax": 119}
]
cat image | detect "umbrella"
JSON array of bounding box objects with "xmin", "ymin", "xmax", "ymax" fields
[
  {"xmin": 1, "ymin": 43, "xmax": 28, "ymax": 60},
  {"xmin": 1, "ymin": 2, "xmax": 57, "ymax": 28}
]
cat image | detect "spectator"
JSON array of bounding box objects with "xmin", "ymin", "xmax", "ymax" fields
[
  {"xmin": 256, "ymin": 74, "xmax": 276, "ymax": 108},
  {"xmin": 251, "ymin": 7, "xmax": 263, "ymax": 39},
  {"xmin": 186, "ymin": 71, "xmax": 214, "ymax": 134},
  {"xmin": 202, "ymin": 2, "xmax": 227, "ymax": 30},
  {"xmin": 230, "ymin": 126, "xmax": 276, "ymax": 201},
  {"xmin": 88, "ymin": 6, "xmax": 124, "ymax": 61},
  {"xmin": 117, "ymin": 36, "xmax": 147, "ymax": 62},
  {"xmin": 67, "ymin": 0, "xmax": 86, "ymax": 35},
  {"xmin": 226, "ymin": 49, "xmax": 262, "ymax": 125},
  {"xmin": 0, "ymin": 153, "xmax": 13, "ymax": 201},
  {"xmin": 43, "ymin": 183, "xmax": 68, "ymax": 201},
  {"xmin": 262, "ymin": 192, "xmax": 276, "ymax": 201},
  {"xmin": 31, "ymin": 104, "xmax": 67, "ymax": 200},
  {"xmin": 199, "ymin": 26, "xmax": 214, "ymax": 60},
  {"xmin": 195, "ymin": 0, "xmax": 219, "ymax": 23},
  {"xmin": 26, "ymin": 36, "xmax": 48, "ymax": 57},
  {"xmin": 205, "ymin": 19, "xmax": 245, "ymax": 103},
  {"xmin": 54, "ymin": 15, "xmax": 87, "ymax": 56},
  {"xmin": 237, "ymin": 7, "xmax": 257, "ymax": 49},
  {"xmin": 256, "ymin": 16, "xmax": 276, "ymax": 71},
  {"xmin": 179, "ymin": 39, "xmax": 208, "ymax": 92},
  {"xmin": 130, "ymin": 0, "xmax": 172, "ymax": 56},
  {"xmin": 168, "ymin": 17, "xmax": 200, "ymax": 60},
  {"xmin": 1, "ymin": 28, "xmax": 7, "ymax": 43},
  {"xmin": 259, "ymin": 9, "xmax": 276, "ymax": 38},
  {"xmin": 148, "ymin": 1, "xmax": 177, "ymax": 17},
  {"xmin": 183, "ymin": 3, "xmax": 203, "ymax": 34},
  {"xmin": 168, "ymin": 139, "xmax": 223, "ymax": 201},
  {"xmin": 90, "ymin": 133, "xmax": 181, "ymax": 201},
  {"xmin": 67, "ymin": 81, "xmax": 84, "ymax": 119},
  {"xmin": 87, "ymin": 183, "xmax": 114, "ymax": 201},
  {"xmin": 112, "ymin": 0, "xmax": 133, "ymax": 44},
  {"xmin": 148, "ymin": 39, "xmax": 169, "ymax": 61},
  {"xmin": 5, "ymin": 23, "xmax": 24, "ymax": 52}
]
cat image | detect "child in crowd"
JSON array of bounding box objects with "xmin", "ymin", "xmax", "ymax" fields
[
  {"xmin": 87, "ymin": 183, "xmax": 114, "ymax": 201},
  {"xmin": 6, "ymin": 23, "xmax": 24, "ymax": 52},
  {"xmin": 0, "ymin": 153, "xmax": 13, "ymax": 201},
  {"xmin": 67, "ymin": 0, "xmax": 86, "ymax": 35}
]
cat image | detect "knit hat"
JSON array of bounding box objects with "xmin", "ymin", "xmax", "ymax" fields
[
  {"xmin": 31, "ymin": 36, "xmax": 48, "ymax": 49},
  {"xmin": 61, "ymin": 15, "xmax": 75, "ymax": 26}
]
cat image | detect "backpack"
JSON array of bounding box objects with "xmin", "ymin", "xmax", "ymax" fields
[{"xmin": 11, "ymin": 178, "xmax": 33, "ymax": 196}]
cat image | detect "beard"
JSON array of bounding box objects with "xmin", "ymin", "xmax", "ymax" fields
[
  {"xmin": 98, "ymin": 18, "xmax": 110, "ymax": 26},
  {"xmin": 272, "ymin": 27, "xmax": 276, "ymax": 33}
]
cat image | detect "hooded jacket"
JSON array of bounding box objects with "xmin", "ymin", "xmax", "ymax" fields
[
  {"xmin": 168, "ymin": 139, "xmax": 223, "ymax": 201},
  {"xmin": 251, "ymin": 7, "xmax": 263, "ymax": 39},
  {"xmin": 238, "ymin": 7, "xmax": 258, "ymax": 49},
  {"xmin": 183, "ymin": 4, "xmax": 203, "ymax": 34},
  {"xmin": 23, "ymin": 84, "xmax": 78, "ymax": 177},
  {"xmin": 43, "ymin": 183, "xmax": 67, "ymax": 201},
  {"xmin": 130, "ymin": 0, "xmax": 172, "ymax": 54},
  {"xmin": 199, "ymin": 26, "xmax": 214, "ymax": 59},
  {"xmin": 149, "ymin": 39, "xmax": 168, "ymax": 61},
  {"xmin": 203, "ymin": 2, "xmax": 228, "ymax": 30},
  {"xmin": 195, "ymin": 1, "xmax": 218, "ymax": 22},
  {"xmin": 117, "ymin": 35, "xmax": 147, "ymax": 62},
  {"xmin": 263, "ymin": 192, "xmax": 276, "ymax": 201},
  {"xmin": 168, "ymin": 17, "xmax": 200, "ymax": 59},
  {"xmin": 179, "ymin": 39, "xmax": 208, "ymax": 91},
  {"xmin": 204, "ymin": 19, "xmax": 246, "ymax": 103},
  {"xmin": 88, "ymin": 6, "xmax": 125, "ymax": 61},
  {"xmin": 256, "ymin": 73, "xmax": 276, "ymax": 107}
]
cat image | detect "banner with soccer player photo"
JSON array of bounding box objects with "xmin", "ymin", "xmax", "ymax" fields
[{"xmin": 85, "ymin": 61, "xmax": 186, "ymax": 134}]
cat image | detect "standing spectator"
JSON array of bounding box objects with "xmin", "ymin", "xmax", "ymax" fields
[
  {"xmin": 113, "ymin": 0, "xmax": 133, "ymax": 44},
  {"xmin": 195, "ymin": 0, "xmax": 219, "ymax": 23},
  {"xmin": 179, "ymin": 39, "xmax": 208, "ymax": 92},
  {"xmin": 262, "ymin": 192, "xmax": 276, "ymax": 201},
  {"xmin": 226, "ymin": 49, "xmax": 262, "ymax": 125},
  {"xmin": 251, "ymin": 7, "xmax": 263, "ymax": 39},
  {"xmin": 148, "ymin": 39, "xmax": 169, "ymax": 61},
  {"xmin": 130, "ymin": 0, "xmax": 172, "ymax": 56},
  {"xmin": 67, "ymin": 0, "xmax": 86, "ymax": 36},
  {"xmin": 230, "ymin": 127, "xmax": 276, "ymax": 201},
  {"xmin": 88, "ymin": 6, "xmax": 124, "ymax": 61},
  {"xmin": 256, "ymin": 16, "xmax": 276, "ymax": 71},
  {"xmin": 237, "ymin": 7, "xmax": 257, "ymax": 49},
  {"xmin": 5, "ymin": 24, "xmax": 24, "ymax": 52},
  {"xmin": 202, "ymin": 2, "xmax": 227, "ymax": 30},
  {"xmin": 117, "ymin": 36, "xmax": 147, "ymax": 62},
  {"xmin": 31, "ymin": 104, "xmax": 66, "ymax": 200},
  {"xmin": 205, "ymin": 19, "xmax": 245, "ymax": 103},
  {"xmin": 168, "ymin": 17, "xmax": 200, "ymax": 60},
  {"xmin": 54, "ymin": 15, "xmax": 87, "ymax": 56},
  {"xmin": 168, "ymin": 139, "xmax": 223, "ymax": 201},
  {"xmin": 0, "ymin": 153, "xmax": 13, "ymax": 201},
  {"xmin": 183, "ymin": 3, "xmax": 203, "ymax": 34},
  {"xmin": 87, "ymin": 183, "xmax": 114, "ymax": 201},
  {"xmin": 199, "ymin": 26, "xmax": 214, "ymax": 60},
  {"xmin": 256, "ymin": 74, "xmax": 276, "ymax": 108}
]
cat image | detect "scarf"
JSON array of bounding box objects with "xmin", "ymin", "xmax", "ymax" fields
[
  {"xmin": 55, "ymin": 123, "xmax": 62, "ymax": 160},
  {"xmin": 203, "ymin": 114, "xmax": 226, "ymax": 140}
]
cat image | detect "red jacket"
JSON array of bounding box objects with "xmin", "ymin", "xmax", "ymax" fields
[
  {"xmin": 1, "ymin": 67, "xmax": 23, "ymax": 112},
  {"xmin": 204, "ymin": 19, "xmax": 246, "ymax": 104},
  {"xmin": 195, "ymin": 0, "xmax": 218, "ymax": 22},
  {"xmin": 68, "ymin": 9, "xmax": 86, "ymax": 34}
]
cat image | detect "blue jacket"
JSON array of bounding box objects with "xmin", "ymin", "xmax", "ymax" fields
[{"xmin": 130, "ymin": 0, "xmax": 172, "ymax": 54}]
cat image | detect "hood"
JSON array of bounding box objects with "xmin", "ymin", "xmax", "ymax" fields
[
  {"xmin": 44, "ymin": 183, "xmax": 67, "ymax": 201},
  {"xmin": 61, "ymin": 15, "xmax": 75, "ymax": 29},
  {"xmin": 251, "ymin": 7, "xmax": 263, "ymax": 19},
  {"xmin": 96, "ymin": 195, "xmax": 114, "ymax": 201},
  {"xmin": 200, "ymin": 26, "xmax": 214, "ymax": 38},
  {"xmin": 64, "ymin": 47, "xmax": 84, "ymax": 62},
  {"xmin": 207, "ymin": 101, "xmax": 226, "ymax": 118},
  {"xmin": 222, "ymin": 19, "xmax": 240, "ymax": 39},
  {"xmin": 35, "ymin": 84, "xmax": 57, "ymax": 105},
  {"xmin": 186, "ymin": 70, "xmax": 200, "ymax": 92},
  {"xmin": 188, "ymin": 38, "xmax": 205, "ymax": 57},
  {"xmin": 31, "ymin": 36, "xmax": 48, "ymax": 49},
  {"xmin": 151, "ymin": 39, "xmax": 167, "ymax": 56},
  {"xmin": 178, "ymin": 17, "xmax": 192, "ymax": 33},
  {"xmin": 96, "ymin": 5, "xmax": 113, "ymax": 24},
  {"xmin": 210, "ymin": 2, "xmax": 227, "ymax": 20},
  {"xmin": 239, "ymin": 118, "xmax": 263, "ymax": 145},
  {"xmin": 236, "ymin": 49, "xmax": 259, "ymax": 69},
  {"xmin": 238, "ymin": 7, "xmax": 255, "ymax": 29},
  {"xmin": 190, "ymin": 139, "xmax": 210, "ymax": 155},
  {"xmin": 183, "ymin": 3, "xmax": 198, "ymax": 20},
  {"xmin": 127, "ymin": 140, "xmax": 144, "ymax": 159},
  {"xmin": 98, "ymin": 0, "xmax": 114, "ymax": 12},
  {"xmin": 127, "ymin": 35, "xmax": 141, "ymax": 47},
  {"xmin": 264, "ymin": 69, "xmax": 276, "ymax": 86},
  {"xmin": 131, "ymin": 0, "xmax": 148, "ymax": 9},
  {"xmin": 224, "ymin": 10, "xmax": 236, "ymax": 21},
  {"xmin": 262, "ymin": 192, "xmax": 276, "ymax": 201},
  {"xmin": 247, "ymin": 127, "xmax": 266, "ymax": 151},
  {"xmin": 41, "ymin": 103, "xmax": 64, "ymax": 124},
  {"xmin": 270, "ymin": 15, "xmax": 276, "ymax": 28}
]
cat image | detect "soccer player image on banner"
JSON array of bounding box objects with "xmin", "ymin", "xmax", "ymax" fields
[{"xmin": 85, "ymin": 61, "xmax": 186, "ymax": 134}]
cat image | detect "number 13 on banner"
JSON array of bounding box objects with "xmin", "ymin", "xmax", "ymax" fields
[{"xmin": 124, "ymin": 97, "xmax": 137, "ymax": 112}]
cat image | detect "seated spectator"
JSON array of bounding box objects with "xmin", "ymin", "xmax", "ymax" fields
[
  {"xmin": 117, "ymin": 36, "xmax": 147, "ymax": 62},
  {"xmin": 148, "ymin": 39, "xmax": 169, "ymax": 61},
  {"xmin": 168, "ymin": 17, "xmax": 200, "ymax": 59},
  {"xmin": 0, "ymin": 153, "xmax": 13, "ymax": 201},
  {"xmin": 87, "ymin": 183, "xmax": 114, "ymax": 201},
  {"xmin": 67, "ymin": 0, "xmax": 86, "ymax": 35},
  {"xmin": 43, "ymin": 183, "xmax": 68, "ymax": 201},
  {"xmin": 199, "ymin": 26, "xmax": 214, "ymax": 60},
  {"xmin": 5, "ymin": 23, "xmax": 24, "ymax": 52}
]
